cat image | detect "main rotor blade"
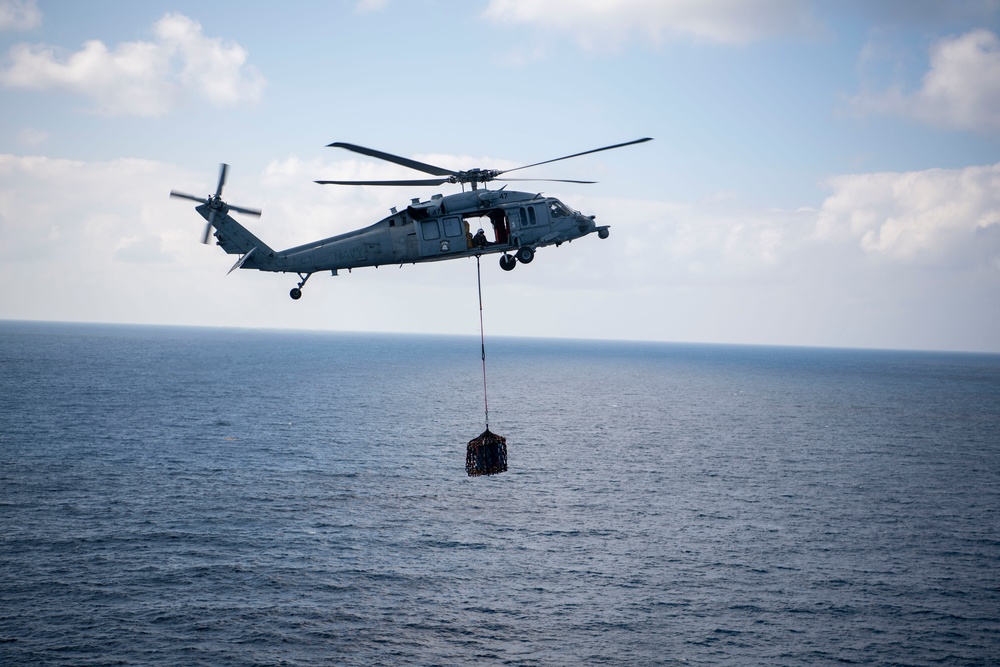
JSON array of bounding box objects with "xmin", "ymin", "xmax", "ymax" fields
[
  {"xmin": 327, "ymin": 142, "xmax": 457, "ymax": 177},
  {"xmin": 170, "ymin": 190, "xmax": 207, "ymax": 203},
  {"xmin": 498, "ymin": 178, "xmax": 598, "ymax": 184},
  {"xmin": 215, "ymin": 163, "xmax": 229, "ymax": 198},
  {"xmin": 499, "ymin": 137, "xmax": 653, "ymax": 176},
  {"xmin": 314, "ymin": 178, "xmax": 451, "ymax": 187}
]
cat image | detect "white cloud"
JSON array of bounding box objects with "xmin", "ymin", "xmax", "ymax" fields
[
  {"xmin": 482, "ymin": 0, "xmax": 818, "ymax": 48},
  {"xmin": 591, "ymin": 197, "xmax": 807, "ymax": 282},
  {"xmin": 0, "ymin": 153, "xmax": 270, "ymax": 325},
  {"xmin": 0, "ymin": 0, "xmax": 40, "ymax": 31},
  {"xmin": 816, "ymin": 163, "xmax": 1000, "ymax": 267},
  {"xmin": 15, "ymin": 126, "xmax": 47, "ymax": 146},
  {"xmin": 1, "ymin": 152, "xmax": 998, "ymax": 351},
  {"xmin": 0, "ymin": 154, "xmax": 187, "ymax": 263},
  {"xmin": 853, "ymin": 29, "xmax": 1000, "ymax": 134},
  {"xmin": 0, "ymin": 13, "xmax": 264, "ymax": 116}
]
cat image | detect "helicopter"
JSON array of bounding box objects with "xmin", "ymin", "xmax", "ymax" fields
[{"xmin": 170, "ymin": 138, "xmax": 652, "ymax": 299}]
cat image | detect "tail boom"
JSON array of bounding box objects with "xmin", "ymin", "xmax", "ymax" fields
[{"xmin": 197, "ymin": 204, "xmax": 276, "ymax": 270}]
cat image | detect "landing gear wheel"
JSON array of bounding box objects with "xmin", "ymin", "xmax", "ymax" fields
[
  {"xmin": 499, "ymin": 254, "xmax": 516, "ymax": 271},
  {"xmin": 290, "ymin": 288, "xmax": 302, "ymax": 300},
  {"xmin": 516, "ymin": 246, "xmax": 534, "ymax": 264},
  {"xmin": 598, "ymin": 228, "xmax": 610, "ymax": 239}
]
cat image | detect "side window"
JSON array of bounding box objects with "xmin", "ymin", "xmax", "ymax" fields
[
  {"xmin": 442, "ymin": 216, "xmax": 462, "ymax": 238},
  {"xmin": 521, "ymin": 206, "xmax": 538, "ymax": 225},
  {"xmin": 421, "ymin": 219, "xmax": 440, "ymax": 240}
]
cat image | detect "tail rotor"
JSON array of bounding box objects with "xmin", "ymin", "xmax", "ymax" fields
[{"xmin": 170, "ymin": 163, "xmax": 261, "ymax": 244}]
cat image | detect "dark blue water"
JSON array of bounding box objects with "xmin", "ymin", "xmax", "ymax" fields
[{"xmin": 1, "ymin": 321, "xmax": 998, "ymax": 666}]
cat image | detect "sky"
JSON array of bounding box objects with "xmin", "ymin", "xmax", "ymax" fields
[{"xmin": 1, "ymin": 0, "xmax": 999, "ymax": 352}]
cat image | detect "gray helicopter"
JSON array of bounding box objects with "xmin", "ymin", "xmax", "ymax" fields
[{"xmin": 170, "ymin": 138, "xmax": 652, "ymax": 299}]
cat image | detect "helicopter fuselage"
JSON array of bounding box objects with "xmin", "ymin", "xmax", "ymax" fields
[{"xmin": 204, "ymin": 188, "xmax": 609, "ymax": 297}]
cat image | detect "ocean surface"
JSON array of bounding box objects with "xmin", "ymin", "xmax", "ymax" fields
[{"xmin": 1, "ymin": 320, "xmax": 998, "ymax": 666}]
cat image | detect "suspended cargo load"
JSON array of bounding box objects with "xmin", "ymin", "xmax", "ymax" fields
[{"xmin": 466, "ymin": 429, "xmax": 507, "ymax": 477}]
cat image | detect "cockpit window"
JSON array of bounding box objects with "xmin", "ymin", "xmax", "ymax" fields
[{"xmin": 549, "ymin": 201, "xmax": 571, "ymax": 217}]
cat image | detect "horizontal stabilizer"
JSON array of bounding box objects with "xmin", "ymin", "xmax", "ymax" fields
[{"xmin": 228, "ymin": 247, "xmax": 256, "ymax": 274}]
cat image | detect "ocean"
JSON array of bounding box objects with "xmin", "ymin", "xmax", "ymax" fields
[{"xmin": 1, "ymin": 320, "xmax": 998, "ymax": 665}]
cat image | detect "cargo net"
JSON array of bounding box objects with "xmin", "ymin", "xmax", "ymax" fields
[{"xmin": 466, "ymin": 429, "xmax": 507, "ymax": 477}]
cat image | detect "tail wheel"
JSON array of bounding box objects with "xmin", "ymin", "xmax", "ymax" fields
[
  {"xmin": 290, "ymin": 288, "xmax": 302, "ymax": 300},
  {"xmin": 516, "ymin": 246, "xmax": 534, "ymax": 264}
]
